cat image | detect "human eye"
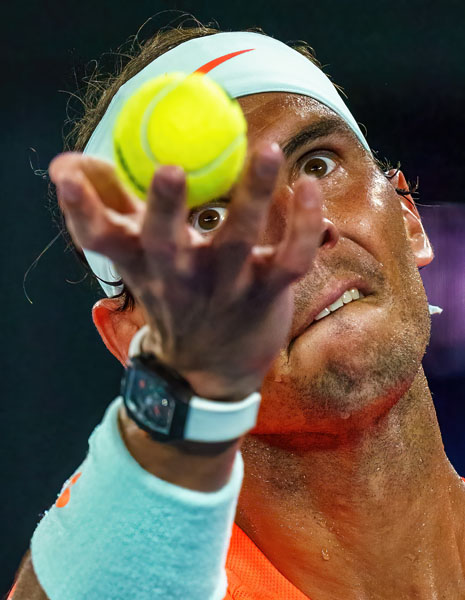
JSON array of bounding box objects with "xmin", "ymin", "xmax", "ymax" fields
[
  {"xmin": 298, "ymin": 152, "xmax": 337, "ymax": 179},
  {"xmin": 188, "ymin": 202, "xmax": 228, "ymax": 235}
]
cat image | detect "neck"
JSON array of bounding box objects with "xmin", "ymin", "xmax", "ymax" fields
[{"xmin": 236, "ymin": 370, "xmax": 465, "ymax": 599}]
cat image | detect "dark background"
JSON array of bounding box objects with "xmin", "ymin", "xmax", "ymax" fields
[{"xmin": 3, "ymin": 0, "xmax": 465, "ymax": 594}]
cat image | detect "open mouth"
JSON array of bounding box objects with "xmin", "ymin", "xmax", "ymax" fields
[
  {"xmin": 287, "ymin": 288, "xmax": 372, "ymax": 360},
  {"xmin": 287, "ymin": 285, "xmax": 373, "ymax": 358},
  {"xmin": 311, "ymin": 288, "xmax": 366, "ymax": 325}
]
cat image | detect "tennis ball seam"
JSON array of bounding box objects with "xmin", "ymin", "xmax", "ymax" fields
[
  {"xmin": 114, "ymin": 72, "xmax": 247, "ymax": 205},
  {"xmin": 114, "ymin": 140, "xmax": 147, "ymax": 196},
  {"xmin": 116, "ymin": 132, "xmax": 246, "ymax": 197},
  {"xmin": 188, "ymin": 132, "xmax": 245, "ymax": 179},
  {"xmin": 140, "ymin": 76, "xmax": 188, "ymax": 163}
]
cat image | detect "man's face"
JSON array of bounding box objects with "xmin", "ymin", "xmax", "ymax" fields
[{"xmin": 235, "ymin": 92, "xmax": 431, "ymax": 438}]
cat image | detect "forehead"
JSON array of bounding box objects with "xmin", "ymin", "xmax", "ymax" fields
[{"xmin": 237, "ymin": 92, "xmax": 358, "ymax": 149}]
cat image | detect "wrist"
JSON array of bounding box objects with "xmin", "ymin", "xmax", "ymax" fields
[
  {"xmin": 120, "ymin": 404, "xmax": 241, "ymax": 454},
  {"xmin": 118, "ymin": 405, "xmax": 242, "ymax": 491},
  {"xmin": 179, "ymin": 369, "xmax": 261, "ymax": 402},
  {"xmin": 140, "ymin": 330, "xmax": 261, "ymax": 402}
]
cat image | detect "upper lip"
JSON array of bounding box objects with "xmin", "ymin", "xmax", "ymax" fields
[{"xmin": 293, "ymin": 277, "xmax": 374, "ymax": 339}]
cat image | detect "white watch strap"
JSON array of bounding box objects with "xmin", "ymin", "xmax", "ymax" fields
[{"xmin": 127, "ymin": 325, "xmax": 262, "ymax": 442}]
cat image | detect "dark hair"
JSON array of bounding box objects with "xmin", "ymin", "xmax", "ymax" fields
[{"xmin": 48, "ymin": 15, "xmax": 417, "ymax": 311}]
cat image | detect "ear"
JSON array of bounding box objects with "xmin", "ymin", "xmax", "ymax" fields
[
  {"xmin": 388, "ymin": 170, "xmax": 434, "ymax": 268},
  {"xmin": 92, "ymin": 298, "xmax": 146, "ymax": 367}
]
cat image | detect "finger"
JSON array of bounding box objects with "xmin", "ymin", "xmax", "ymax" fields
[
  {"xmin": 54, "ymin": 169, "xmax": 143, "ymax": 266},
  {"xmin": 265, "ymin": 176, "xmax": 324, "ymax": 293},
  {"xmin": 212, "ymin": 141, "xmax": 283, "ymax": 283},
  {"xmin": 80, "ymin": 155, "xmax": 140, "ymax": 214},
  {"xmin": 141, "ymin": 165, "xmax": 189, "ymax": 261},
  {"xmin": 50, "ymin": 152, "xmax": 139, "ymax": 215}
]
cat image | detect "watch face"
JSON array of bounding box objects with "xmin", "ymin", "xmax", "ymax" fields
[{"xmin": 125, "ymin": 368, "xmax": 176, "ymax": 435}]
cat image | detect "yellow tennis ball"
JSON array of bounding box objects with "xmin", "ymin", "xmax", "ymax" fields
[{"xmin": 113, "ymin": 71, "xmax": 248, "ymax": 208}]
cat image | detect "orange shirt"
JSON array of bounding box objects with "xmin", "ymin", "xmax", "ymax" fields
[
  {"xmin": 224, "ymin": 476, "xmax": 465, "ymax": 600},
  {"xmin": 225, "ymin": 523, "xmax": 310, "ymax": 600},
  {"xmin": 8, "ymin": 479, "xmax": 465, "ymax": 600}
]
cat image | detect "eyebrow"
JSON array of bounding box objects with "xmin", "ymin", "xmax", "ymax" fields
[{"xmin": 280, "ymin": 117, "xmax": 356, "ymax": 159}]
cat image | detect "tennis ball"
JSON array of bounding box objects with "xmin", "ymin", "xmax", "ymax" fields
[{"xmin": 113, "ymin": 71, "xmax": 248, "ymax": 208}]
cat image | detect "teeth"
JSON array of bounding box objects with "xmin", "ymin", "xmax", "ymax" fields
[
  {"xmin": 314, "ymin": 288, "xmax": 366, "ymax": 322},
  {"xmin": 342, "ymin": 290, "xmax": 353, "ymax": 304},
  {"xmin": 329, "ymin": 297, "xmax": 344, "ymax": 311},
  {"xmin": 314, "ymin": 307, "xmax": 331, "ymax": 320}
]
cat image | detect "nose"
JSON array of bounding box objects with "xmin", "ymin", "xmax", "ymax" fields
[{"xmin": 319, "ymin": 218, "xmax": 340, "ymax": 250}]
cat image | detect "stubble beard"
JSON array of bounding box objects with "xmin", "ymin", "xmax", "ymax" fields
[{"xmin": 286, "ymin": 268, "xmax": 432, "ymax": 431}]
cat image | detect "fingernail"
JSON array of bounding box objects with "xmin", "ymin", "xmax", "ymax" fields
[
  {"xmin": 255, "ymin": 143, "xmax": 282, "ymax": 177},
  {"xmin": 153, "ymin": 166, "xmax": 185, "ymax": 195},
  {"xmin": 301, "ymin": 195, "xmax": 317, "ymax": 208},
  {"xmin": 299, "ymin": 178, "xmax": 319, "ymax": 207},
  {"xmin": 57, "ymin": 178, "xmax": 81, "ymax": 203}
]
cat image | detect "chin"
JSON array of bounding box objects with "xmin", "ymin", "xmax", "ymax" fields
[{"xmin": 251, "ymin": 304, "xmax": 430, "ymax": 439}]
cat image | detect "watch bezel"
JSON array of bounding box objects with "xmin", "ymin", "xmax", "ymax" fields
[{"xmin": 121, "ymin": 355, "xmax": 193, "ymax": 443}]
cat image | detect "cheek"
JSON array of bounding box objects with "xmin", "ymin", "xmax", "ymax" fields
[{"xmin": 325, "ymin": 172, "xmax": 405, "ymax": 263}]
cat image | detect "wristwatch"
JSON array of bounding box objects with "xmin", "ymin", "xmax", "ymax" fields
[{"xmin": 121, "ymin": 325, "xmax": 262, "ymax": 443}]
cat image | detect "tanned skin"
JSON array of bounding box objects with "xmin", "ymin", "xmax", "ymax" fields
[{"xmin": 11, "ymin": 93, "xmax": 465, "ymax": 599}]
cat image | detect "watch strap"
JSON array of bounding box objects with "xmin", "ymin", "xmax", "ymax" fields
[{"xmin": 126, "ymin": 325, "xmax": 262, "ymax": 442}]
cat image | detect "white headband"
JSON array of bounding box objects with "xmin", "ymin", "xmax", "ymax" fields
[
  {"xmin": 80, "ymin": 31, "xmax": 443, "ymax": 317},
  {"xmin": 82, "ymin": 30, "xmax": 371, "ymax": 297}
]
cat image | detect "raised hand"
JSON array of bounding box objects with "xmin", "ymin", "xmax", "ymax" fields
[{"xmin": 49, "ymin": 142, "xmax": 323, "ymax": 400}]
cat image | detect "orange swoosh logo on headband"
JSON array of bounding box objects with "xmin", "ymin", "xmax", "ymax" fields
[{"xmin": 195, "ymin": 48, "xmax": 255, "ymax": 74}]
